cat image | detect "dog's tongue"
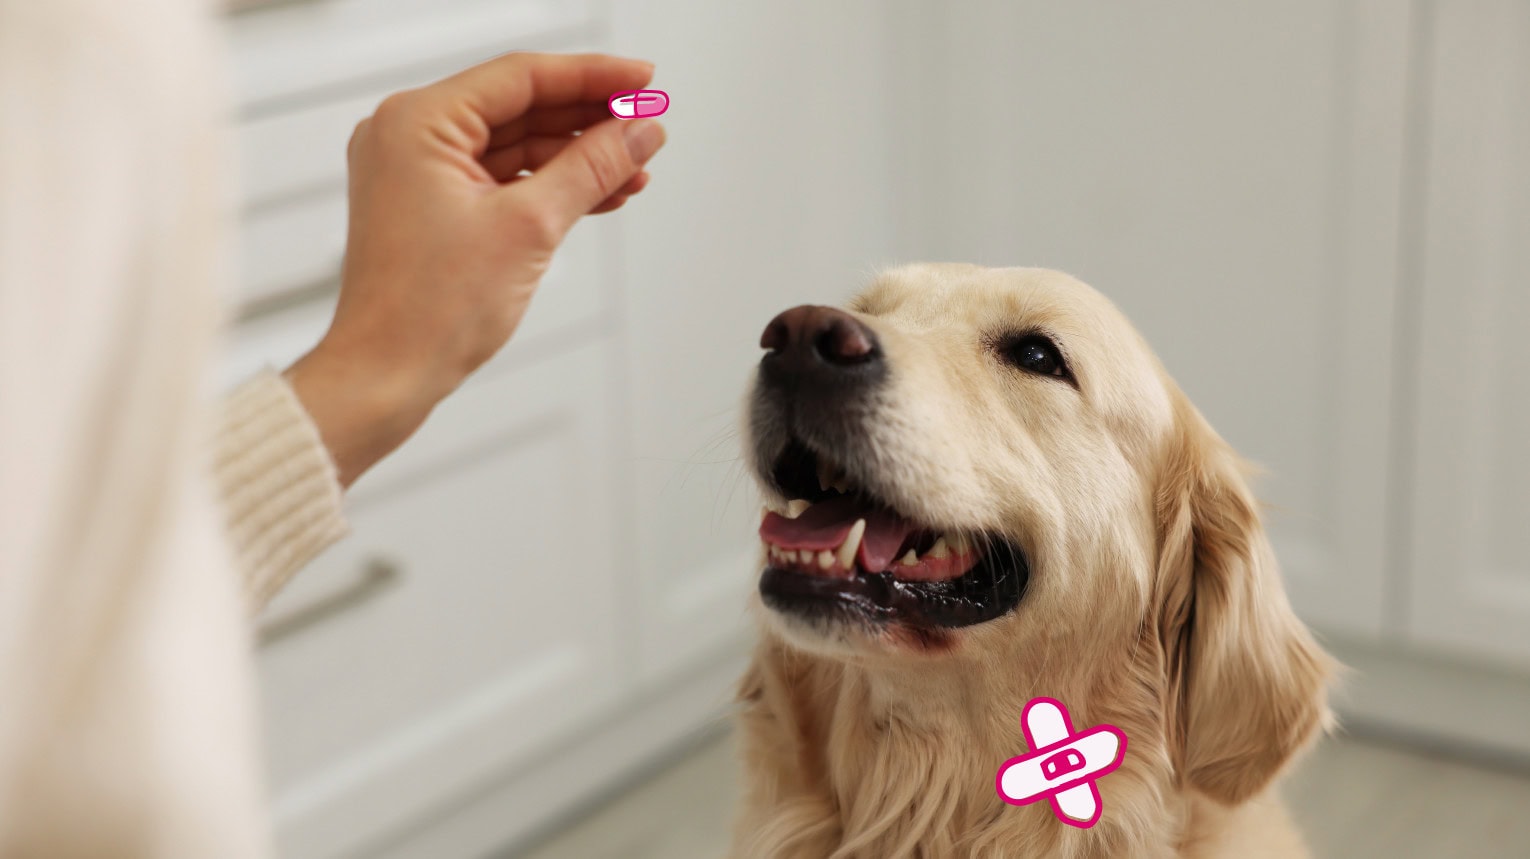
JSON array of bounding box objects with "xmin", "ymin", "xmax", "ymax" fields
[{"xmin": 759, "ymin": 496, "xmax": 915, "ymax": 572}]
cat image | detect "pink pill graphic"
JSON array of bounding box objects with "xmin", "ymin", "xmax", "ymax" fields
[{"xmin": 608, "ymin": 89, "xmax": 670, "ymax": 119}]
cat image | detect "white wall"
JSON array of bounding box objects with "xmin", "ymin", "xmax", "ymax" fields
[
  {"xmin": 886, "ymin": 0, "xmax": 1413, "ymax": 641},
  {"xmin": 609, "ymin": 0, "xmax": 901, "ymax": 681}
]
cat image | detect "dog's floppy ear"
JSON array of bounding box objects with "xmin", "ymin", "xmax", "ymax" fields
[{"xmin": 1153, "ymin": 392, "xmax": 1333, "ymax": 805}]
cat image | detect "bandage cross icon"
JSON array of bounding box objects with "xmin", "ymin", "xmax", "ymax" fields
[{"xmin": 994, "ymin": 697, "xmax": 1128, "ymax": 829}]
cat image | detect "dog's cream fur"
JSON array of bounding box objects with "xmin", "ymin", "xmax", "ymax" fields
[{"xmin": 733, "ymin": 265, "xmax": 1334, "ymax": 858}]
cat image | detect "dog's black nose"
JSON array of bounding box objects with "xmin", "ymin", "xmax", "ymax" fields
[{"xmin": 760, "ymin": 305, "xmax": 881, "ymax": 369}]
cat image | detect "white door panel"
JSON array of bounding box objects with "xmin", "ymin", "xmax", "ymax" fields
[{"xmin": 1407, "ymin": 0, "xmax": 1530, "ymax": 668}]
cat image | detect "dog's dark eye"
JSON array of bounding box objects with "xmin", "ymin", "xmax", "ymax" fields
[{"xmin": 999, "ymin": 334, "xmax": 1071, "ymax": 380}]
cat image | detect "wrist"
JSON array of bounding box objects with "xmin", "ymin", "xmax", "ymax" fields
[{"xmin": 283, "ymin": 338, "xmax": 436, "ymax": 487}]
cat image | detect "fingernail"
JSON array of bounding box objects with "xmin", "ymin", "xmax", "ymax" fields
[{"xmin": 624, "ymin": 119, "xmax": 665, "ymax": 163}]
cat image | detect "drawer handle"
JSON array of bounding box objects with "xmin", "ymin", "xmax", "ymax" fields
[
  {"xmin": 226, "ymin": 0, "xmax": 308, "ymax": 13},
  {"xmin": 258, "ymin": 557, "xmax": 402, "ymax": 647}
]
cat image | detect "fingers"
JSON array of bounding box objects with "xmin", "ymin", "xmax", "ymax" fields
[
  {"xmin": 481, "ymin": 135, "xmax": 575, "ymax": 181},
  {"xmin": 588, "ymin": 171, "xmax": 650, "ymax": 213},
  {"xmin": 431, "ymin": 52, "xmax": 654, "ymax": 135},
  {"xmin": 619, "ymin": 170, "xmax": 651, "ymax": 196},
  {"xmin": 483, "ymin": 134, "xmax": 650, "ymax": 194},
  {"xmin": 509, "ymin": 118, "xmax": 665, "ymax": 234},
  {"xmin": 589, "ymin": 194, "xmax": 630, "ymax": 215},
  {"xmin": 485, "ymin": 103, "xmax": 612, "ymax": 151},
  {"xmin": 586, "ymin": 169, "xmax": 652, "ymax": 214},
  {"xmin": 484, "ymin": 136, "xmax": 650, "ymax": 210}
]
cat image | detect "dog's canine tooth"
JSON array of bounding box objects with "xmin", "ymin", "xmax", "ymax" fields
[
  {"xmin": 817, "ymin": 458, "xmax": 834, "ymax": 491},
  {"xmin": 830, "ymin": 476, "xmax": 850, "ymax": 493},
  {"xmin": 837, "ymin": 518, "xmax": 866, "ymax": 570},
  {"xmin": 949, "ymin": 533, "xmax": 970, "ymax": 555},
  {"xmin": 786, "ymin": 499, "xmax": 811, "ymax": 518},
  {"xmin": 900, "ymin": 549, "xmax": 919, "ymax": 566},
  {"xmin": 929, "ymin": 537, "xmax": 950, "ymax": 559},
  {"xmin": 817, "ymin": 550, "xmax": 835, "ymax": 569}
]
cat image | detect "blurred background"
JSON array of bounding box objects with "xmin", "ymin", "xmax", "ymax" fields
[{"xmin": 219, "ymin": 0, "xmax": 1530, "ymax": 856}]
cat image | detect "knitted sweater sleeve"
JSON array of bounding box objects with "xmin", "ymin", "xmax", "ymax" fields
[{"xmin": 213, "ymin": 370, "xmax": 349, "ymax": 610}]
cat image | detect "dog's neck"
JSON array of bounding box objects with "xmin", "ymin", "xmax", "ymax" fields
[{"xmin": 761, "ymin": 628, "xmax": 1188, "ymax": 857}]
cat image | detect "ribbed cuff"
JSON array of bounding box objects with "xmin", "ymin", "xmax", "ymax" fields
[{"xmin": 214, "ymin": 369, "xmax": 348, "ymax": 611}]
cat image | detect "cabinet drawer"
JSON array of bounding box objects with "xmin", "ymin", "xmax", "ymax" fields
[
  {"xmin": 239, "ymin": 192, "xmax": 348, "ymax": 305},
  {"xmin": 224, "ymin": 212, "xmax": 610, "ymax": 377},
  {"xmin": 239, "ymin": 89, "xmax": 375, "ymax": 210},
  {"xmin": 237, "ymin": 48, "xmax": 526, "ymax": 209},
  {"xmin": 257, "ymin": 342, "xmax": 629, "ymax": 858},
  {"xmin": 229, "ymin": 0, "xmax": 593, "ymax": 111}
]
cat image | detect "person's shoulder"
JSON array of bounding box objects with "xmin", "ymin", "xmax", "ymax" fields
[{"xmin": 1, "ymin": 0, "xmax": 225, "ymax": 114}]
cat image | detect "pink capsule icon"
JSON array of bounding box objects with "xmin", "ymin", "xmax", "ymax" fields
[{"xmin": 608, "ymin": 89, "xmax": 670, "ymax": 119}]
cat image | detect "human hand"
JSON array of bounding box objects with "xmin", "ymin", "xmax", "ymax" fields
[{"xmin": 285, "ymin": 52, "xmax": 665, "ymax": 486}]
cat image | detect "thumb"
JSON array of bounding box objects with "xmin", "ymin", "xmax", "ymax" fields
[{"xmin": 516, "ymin": 118, "xmax": 666, "ymax": 234}]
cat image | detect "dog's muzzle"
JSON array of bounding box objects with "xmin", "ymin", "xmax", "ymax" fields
[
  {"xmin": 748, "ymin": 305, "xmax": 1029, "ymax": 635},
  {"xmin": 758, "ymin": 304, "xmax": 885, "ymax": 395}
]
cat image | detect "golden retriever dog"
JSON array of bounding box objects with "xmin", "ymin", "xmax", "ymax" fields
[{"xmin": 733, "ymin": 264, "xmax": 1334, "ymax": 858}]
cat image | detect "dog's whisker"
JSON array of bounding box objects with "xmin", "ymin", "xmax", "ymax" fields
[
  {"xmin": 656, "ymin": 423, "xmax": 742, "ymax": 498},
  {"xmin": 713, "ymin": 458, "xmax": 755, "ymax": 529}
]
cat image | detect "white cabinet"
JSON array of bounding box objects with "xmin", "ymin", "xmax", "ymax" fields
[
  {"xmin": 258, "ymin": 345, "xmax": 627, "ymax": 858},
  {"xmin": 220, "ymin": 1, "xmax": 906, "ymax": 854},
  {"xmin": 1406, "ymin": 0, "xmax": 1530, "ymax": 669},
  {"xmin": 220, "ymin": 3, "xmax": 691, "ymax": 856}
]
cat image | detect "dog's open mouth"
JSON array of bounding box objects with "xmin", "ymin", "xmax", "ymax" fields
[{"xmin": 757, "ymin": 439, "xmax": 1028, "ymax": 630}]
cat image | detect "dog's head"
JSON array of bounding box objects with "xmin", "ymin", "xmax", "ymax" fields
[{"xmin": 746, "ymin": 264, "xmax": 1330, "ymax": 804}]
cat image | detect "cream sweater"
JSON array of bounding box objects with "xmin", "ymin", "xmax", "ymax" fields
[{"xmin": 0, "ymin": 1, "xmax": 347, "ymax": 857}]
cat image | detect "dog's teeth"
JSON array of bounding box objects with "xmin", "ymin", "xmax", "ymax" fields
[
  {"xmin": 837, "ymin": 518, "xmax": 866, "ymax": 570},
  {"xmin": 949, "ymin": 533, "xmax": 970, "ymax": 554},
  {"xmin": 817, "ymin": 550, "xmax": 835, "ymax": 569},
  {"xmin": 900, "ymin": 549, "xmax": 919, "ymax": 566},
  {"xmin": 831, "ymin": 477, "xmax": 850, "ymax": 493},
  {"xmin": 817, "ymin": 459, "xmax": 834, "ymax": 491},
  {"xmin": 929, "ymin": 537, "xmax": 950, "ymax": 559},
  {"xmin": 786, "ymin": 499, "xmax": 811, "ymax": 519}
]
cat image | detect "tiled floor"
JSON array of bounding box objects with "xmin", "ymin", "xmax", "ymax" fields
[{"xmin": 511, "ymin": 730, "xmax": 1530, "ymax": 858}]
